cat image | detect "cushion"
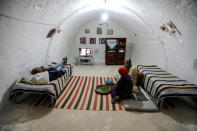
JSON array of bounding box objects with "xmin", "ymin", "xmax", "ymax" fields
[{"xmin": 23, "ymin": 71, "xmax": 49, "ymax": 84}]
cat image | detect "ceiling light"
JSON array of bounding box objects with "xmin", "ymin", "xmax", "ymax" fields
[{"xmin": 102, "ymin": 13, "xmax": 108, "ymax": 21}]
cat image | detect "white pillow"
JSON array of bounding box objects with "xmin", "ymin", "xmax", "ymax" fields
[
  {"xmin": 23, "ymin": 74, "xmax": 34, "ymax": 84},
  {"xmin": 24, "ymin": 71, "xmax": 49, "ymax": 84}
]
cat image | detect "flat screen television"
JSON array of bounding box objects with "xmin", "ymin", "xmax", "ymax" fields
[
  {"xmin": 107, "ymin": 40, "xmax": 117, "ymax": 52},
  {"xmin": 79, "ymin": 48, "xmax": 93, "ymax": 57}
]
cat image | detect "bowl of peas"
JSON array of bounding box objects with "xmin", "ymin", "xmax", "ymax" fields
[{"xmin": 95, "ymin": 85, "xmax": 111, "ymax": 94}]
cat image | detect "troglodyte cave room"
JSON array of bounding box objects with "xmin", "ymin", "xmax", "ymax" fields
[{"xmin": 0, "ymin": 0, "xmax": 197, "ymax": 131}]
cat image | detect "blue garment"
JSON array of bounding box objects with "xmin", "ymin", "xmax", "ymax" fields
[
  {"xmin": 106, "ymin": 79, "xmax": 114, "ymax": 85},
  {"xmin": 46, "ymin": 59, "xmax": 67, "ymax": 81},
  {"xmin": 48, "ymin": 70, "xmax": 65, "ymax": 81},
  {"xmin": 47, "ymin": 62, "xmax": 62, "ymax": 72},
  {"xmin": 46, "ymin": 58, "xmax": 67, "ymax": 71}
]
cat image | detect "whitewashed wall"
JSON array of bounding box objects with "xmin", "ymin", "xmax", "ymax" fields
[
  {"xmin": 130, "ymin": 0, "xmax": 197, "ymax": 83},
  {"xmin": 0, "ymin": 16, "xmax": 53, "ymax": 100}
]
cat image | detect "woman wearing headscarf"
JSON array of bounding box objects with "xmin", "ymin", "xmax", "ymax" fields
[{"xmin": 111, "ymin": 66, "xmax": 133, "ymax": 104}]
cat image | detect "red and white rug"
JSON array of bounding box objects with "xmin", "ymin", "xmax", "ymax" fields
[{"xmin": 54, "ymin": 76, "xmax": 124, "ymax": 111}]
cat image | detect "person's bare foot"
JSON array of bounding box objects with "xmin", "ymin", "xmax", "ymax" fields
[{"xmin": 133, "ymin": 86, "xmax": 139, "ymax": 93}]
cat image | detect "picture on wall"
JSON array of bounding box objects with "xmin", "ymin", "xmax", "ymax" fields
[
  {"xmin": 107, "ymin": 29, "xmax": 113, "ymax": 35},
  {"xmin": 89, "ymin": 38, "xmax": 96, "ymax": 44},
  {"xmin": 99, "ymin": 38, "xmax": 106, "ymax": 44},
  {"xmin": 80, "ymin": 37, "xmax": 86, "ymax": 44},
  {"xmin": 85, "ymin": 29, "xmax": 90, "ymax": 34},
  {"xmin": 97, "ymin": 27, "xmax": 102, "ymax": 34}
]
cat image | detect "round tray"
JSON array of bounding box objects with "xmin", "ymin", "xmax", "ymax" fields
[{"xmin": 95, "ymin": 85, "xmax": 111, "ymax": 94}]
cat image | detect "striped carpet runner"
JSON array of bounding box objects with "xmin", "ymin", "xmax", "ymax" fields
[{"xmin": 54, "ymin": 76, "xmax": 124, "ymax": 111}]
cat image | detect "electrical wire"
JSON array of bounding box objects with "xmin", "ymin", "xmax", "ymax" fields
[{"xmin": 0, "ymin": 12, "xmax": 57, "ymax": 26}]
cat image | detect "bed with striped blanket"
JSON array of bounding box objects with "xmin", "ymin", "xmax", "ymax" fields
[
  {"xmin": 9, "ymin": 64, "xmax": 72, "ymax": 105},
  {"xmin": 137, "ymin": 65, "xmax": 197, "ymax": 106}
]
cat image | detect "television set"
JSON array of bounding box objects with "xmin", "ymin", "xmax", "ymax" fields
[
  {"xmin": 107, "ymin": 40, "xmax": 117, "ymax": 52},
  {"xmin": 79, "ymin": 48, "xmax": 93, "ymax": 57}
]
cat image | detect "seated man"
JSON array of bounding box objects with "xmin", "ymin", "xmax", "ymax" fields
[
  {"xmin": 128, "ymin": 64, "xmax": 139, "ymax": 93},
  {"xmin": 111, "ymin": 66, "xmax": 133, "ymax": 104},
  {"xmin": 124, "ymin": 58, "xmax": 139, "ymax": 93},
  {"xmin": 124, "ymin": 58, "xmax": 131, "ymax": 72}
]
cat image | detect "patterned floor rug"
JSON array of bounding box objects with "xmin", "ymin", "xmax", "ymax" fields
[
  {"xmin": 11, "ymin": 76, "xmax": 156, "ymax": 111},
  {"xmin": 54, "ymin": 76, "xmax": 124, "ymax": 111}
]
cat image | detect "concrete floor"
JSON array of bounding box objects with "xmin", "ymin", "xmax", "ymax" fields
[{"xmin": 0, "ymin": 64, "xmax": 197, "ymax": 131}]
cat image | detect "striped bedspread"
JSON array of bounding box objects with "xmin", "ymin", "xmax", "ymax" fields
[
  {"xmin": 10, "ymin": 64, "xmax": 72, "ymax": 104},
  {"xmin": 137, "ymin": 65, "xmax": 197, "ymax": 104}
]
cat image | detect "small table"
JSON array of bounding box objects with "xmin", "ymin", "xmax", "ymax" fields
[{"xmin": 78, "ymin": 56, "xmax": 94, "ymax": 65}]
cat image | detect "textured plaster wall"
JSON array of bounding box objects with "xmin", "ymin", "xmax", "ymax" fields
[
  {"xmin": 133, "ymin": 0, "xmax": 197, "ymax": 83},
  {"xmin": 0, "ymin": 0, "xmax": 56, "ymax": 100},
  {"xmin": 0, "ymin": 16, "xmax": 52, "ymax": 100},
  {"xmin": 160, "ymin": 1, "xmax": 197, "ymax": 84},
  {"xmin": 118, "ymin": 0, "xmax": 197, "ymax": 83},
  {"xmin": 0, "ymin": 0, "xmax": 197, "ymax": 100}
]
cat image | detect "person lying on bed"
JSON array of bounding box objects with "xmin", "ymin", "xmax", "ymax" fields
[
  {"xmin": 43, "ymin": 57, "xmax": 67, "ymax": 81},
  {"xmin": 46, "ymin": 57, "xmax": 67, "ymax": 72},
  {"xmin": 31, "ymin": 57, "xmax": 67, "ymax": 81},
  {"xmin": 111, "ymin": 66, "xmax": 133, "ymax": 104}
]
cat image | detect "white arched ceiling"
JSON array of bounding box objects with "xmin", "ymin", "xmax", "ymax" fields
[
  {"xmin": 48, "ymin": 1, "xmax": 165, "ymax": 66},
  {"xmin": 0, "ymin": 0, "xmax": 197, "ymax": 100}
]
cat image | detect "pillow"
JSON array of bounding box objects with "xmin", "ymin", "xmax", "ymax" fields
[
  {"xmin": 31, "ymin": 71, "xmax": 49, "ymax": 84},
  {"xmin": 22, "ymin": 74, "xmax": 34, "ymax": 84},
  {"xmin": 23, "ymin": 71, "xmax": 49, "ymax": 84}
]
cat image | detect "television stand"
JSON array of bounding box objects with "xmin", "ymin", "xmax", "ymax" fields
[{"xmin": 78, "ymin": 56, "xmax": 94, "ymax": 65}]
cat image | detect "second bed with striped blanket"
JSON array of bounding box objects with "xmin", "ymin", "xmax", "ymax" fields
[{"xmin": 137, "ymin": 65, "xmax": 197, "ymax": 105}]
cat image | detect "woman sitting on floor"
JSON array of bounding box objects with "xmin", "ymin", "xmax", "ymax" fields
[{"xmin": 111, "ymin": 66, "xmax": 133, "ymax": 104}]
